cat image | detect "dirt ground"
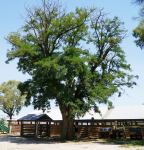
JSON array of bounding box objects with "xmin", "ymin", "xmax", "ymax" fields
[{"xmin": 0, "ymin": 135, "xmax": 144, "ymax": 150}]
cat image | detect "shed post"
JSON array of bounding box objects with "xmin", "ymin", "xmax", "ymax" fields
[
  {"xmin": 47, "ymin": 121, "xmax": 50, "ymax": 137},
  {"xmin": 20, "ymin": 121, "xmax": 23, "ymax": 136},
  {"xmin": 35, "ymin": 121, "xmax": 38, "ymax": 137}
]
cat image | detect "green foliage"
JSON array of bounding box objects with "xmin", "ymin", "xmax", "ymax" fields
[
  {"xmin": 0, "ymin": 80, "xmax": 26, "ymax": 119},
  {"xmin": 134, "ymin": 0, "xmax": 144, "ymax": 4},
  {"xmin": 6, "ymin": 0, "xmax": 136, "ymax": 139},
  {"xmin": 133, "ymin": 20, "xmax": 144, "ymax": 49},
  {"xmin": 0, "ymin": 118, "xmax": 6, "ymax": 126},
  {"xmin": 133, "ymin": 0, "xmax": 144, "ymax": 47},
  {"xmin": 0, "ymin": 118, "xmax": 9, "ymax": 133}
]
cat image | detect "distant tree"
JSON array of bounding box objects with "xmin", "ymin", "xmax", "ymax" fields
[
  {"xmin": 0, "ymin": 118, "xmax": 6, "ymax": 126},
  {"xmin": 0, "ymin": 80, "xmax": 26, "ymax": 120},
  {"xmin": 6, "ymin": 1, "xmax": 136, "ymax": 139}
]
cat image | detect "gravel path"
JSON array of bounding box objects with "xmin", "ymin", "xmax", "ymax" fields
[{"xmin": 0, "ymin": 135, "xmax": 144, "ymax": 150}]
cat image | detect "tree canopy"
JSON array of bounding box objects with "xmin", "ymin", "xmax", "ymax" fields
[
  {"xmin": 133, "ymin": 0, "xmax": 144, "ymax": 49},
  {"xmin": 0, "ymin": 80, "xmax": 26, "ymax": 120},
  {"xmin": 6, "ymin": 1, "xmax": 136, "ymax": 139},
  {"xmin": 135, "ymin": 0, "xmax": 144, "ymax": 4}
]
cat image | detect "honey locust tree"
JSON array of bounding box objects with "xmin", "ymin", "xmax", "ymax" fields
[
  {"xmin": 133, "ymin": 0, "xmax": 144, "ymax": 49},
  {"xmin": 0, "ymin": 80, "xmax": 25, "ymax": 120},
  {"xmin": 135, "ymin": 0, "xmax": 144, "ymax": 4},
  {"xmin": 6, "ymin": 1, "xmax": 135, "ymax": 139}
]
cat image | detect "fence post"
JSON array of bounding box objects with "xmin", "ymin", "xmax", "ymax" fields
[{"xmin": 20, "ymin": 121, "xmax": 23, "ymax": 136}]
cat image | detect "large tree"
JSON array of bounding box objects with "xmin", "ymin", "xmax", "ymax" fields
[
  {"xmin": 0, "ymin": 80, "xmax": 26, "ymax": 120},
  {"xmin": 6, "ymin": 1, "xmax": 135, "ymax": 139}
]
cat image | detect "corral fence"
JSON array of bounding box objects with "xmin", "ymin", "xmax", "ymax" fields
[{"xmin": 9, "ymin": 119, "xmax": 144, "ymax": 139}]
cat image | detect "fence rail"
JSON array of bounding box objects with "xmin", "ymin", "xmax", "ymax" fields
[{"xmin": 9, "ymin": 119, "xmax": 144, "ymax": 139}]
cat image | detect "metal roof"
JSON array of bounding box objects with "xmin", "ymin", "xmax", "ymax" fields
[
  {"xmin": 27, "ymin": 107, "xmax": 107, "ymax": 120},
  {"xmin": 18, "ymin": 114, "xmax": 53, "ymax": 121},
  {"xmin": 17, "ymin": 106, "xmax": 144, "ymax": 121},
  {"xmin": 103, "ymin": 106, "xmax": 144, "ymax": 119}
]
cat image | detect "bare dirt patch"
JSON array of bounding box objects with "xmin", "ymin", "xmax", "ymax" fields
[{"xmin": 0, "ymin": 135, "xmax": 144, "ymax": 150}]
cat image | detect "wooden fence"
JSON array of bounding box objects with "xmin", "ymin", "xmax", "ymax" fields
[
  {"xmin": 9, "ymin": 120, "xmax": 21, "ymax": 135},
  {"xmin": 9, "ymin": 119, "xmax": 144, "ymax": 139}
]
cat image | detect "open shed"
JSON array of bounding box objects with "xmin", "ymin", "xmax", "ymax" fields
[
  {"xmin": 15, "ymin": 106, "xmax": 144, "ymax": 139},
  {"xmin": 18, "ymin": 114, "xmax": 53, "ymax": 137}
]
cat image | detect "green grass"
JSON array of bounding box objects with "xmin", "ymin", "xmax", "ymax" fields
[{"xmin": 101, "ymin": 139, "xmax": 144, "ymax": 148}]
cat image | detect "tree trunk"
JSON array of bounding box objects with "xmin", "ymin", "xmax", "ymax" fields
[
  {"xmin": 8, "ymin": 116, "xmax": 12, "ymax": 134},
  {"xmin": 8, "ymin": 114, "xmax": 13, "ymax": 134},
  {"xmin": 61, "ymin": 108, "xmax": 74, "ymax": 140},
  {"xmin": 9, "ymin": 115, "xmax": 12, "ymax": 120}
]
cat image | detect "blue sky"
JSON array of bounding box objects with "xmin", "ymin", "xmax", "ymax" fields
[{"xmin": 0, "ymin": 0, "xmax": 144, "ymax": 118}]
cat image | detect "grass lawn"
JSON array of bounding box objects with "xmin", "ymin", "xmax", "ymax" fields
[{"xmin": 100, "ymin": 139, "xmax": 144, "ymax": 148}]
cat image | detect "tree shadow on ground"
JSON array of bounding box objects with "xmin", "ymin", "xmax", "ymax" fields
[
  {"xmin": 0, "ymin": 135, "xmax": 67, "ymax": 144},
  {"xmin": 0, "ymin": 135, "xmax": 144, "ymax": 147},
  {"xmin": 0, "ymin": 135, "xmax": 102, "ymax": 145}
]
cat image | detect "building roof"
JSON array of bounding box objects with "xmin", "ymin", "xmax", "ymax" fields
[
  {"xmin": 18, "ymin": 114, "xmax": 53, "ymax": 121},
  {"xmin": 17, "ymin": 105, "xmax": 144, "ymax": 121},
  {"xmin": 103, "ymin": 106, "xmax": 144, "ymax": 119},
  {"xmin": 21, "ymin": 107, "xmax": 107, "ymax": 120}
]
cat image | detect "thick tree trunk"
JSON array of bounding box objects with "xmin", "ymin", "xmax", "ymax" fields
[
  {"xmin": 8, "ymin": 116, "xmax": 12, "ymax": 134},
  {"xmin": 9, "ymin": 116, "xmax": 12, "ymax": 120},
  {"xmin": 61, "ymin": 108, "xmax": 74, "ymax": 140}
]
